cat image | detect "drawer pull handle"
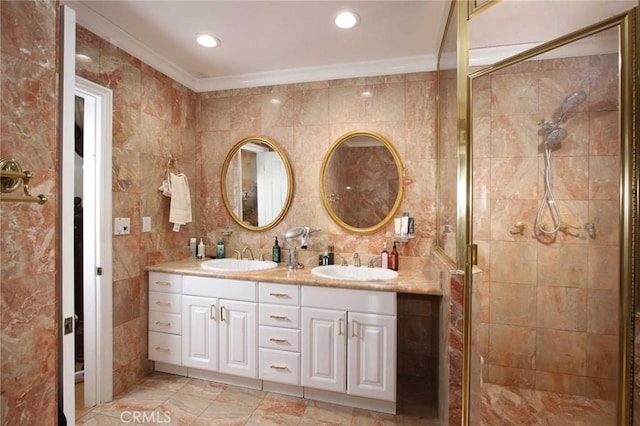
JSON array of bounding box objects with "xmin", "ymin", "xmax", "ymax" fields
[
  {"xmin": 338, "ymin": 318, "xmax": 344, "ymax": 336},
  {"xmin": 220, "ymin": 306, "xmax": 227, "ymax": 322},
  {"xmin": 155, "ymin": 301, "xmax": 171, "ymax": 307},
  {"xmin": 269, "ymin": 337, "xmax": 288, "ymax": 343},
  {"xmin": 270, "ymin": 365, "xmax": 288, "ymax": 371},
  {"xmin": 210, "ymin": 304, "xmax": 216, "ymax": 320},
  {"xmin": 155, "ymin": 347, "xmax": 170, "ymax": 352},
  {"xmin": 269, "ymin": 292, "xmax": 288, "ymax": 297},
  {"xmin": 155, "ymin": 321, "xmax": 171, "ymax": 327},
  {"xmin": 269, "ymin": 315, "xmax": 288, "ymax": 320},
  {"xmin": 155, "ymin": 281, "xmax": 171, "ymax": 286}
]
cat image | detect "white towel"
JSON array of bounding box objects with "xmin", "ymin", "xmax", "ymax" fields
[{"xmin": 168, "ymin": 173, "xmax": 192, "ymax": 225}]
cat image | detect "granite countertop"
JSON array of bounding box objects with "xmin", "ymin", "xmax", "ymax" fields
[{"xmin": 146, "ymin": 257, "xmax": 442, "ymax": 295}]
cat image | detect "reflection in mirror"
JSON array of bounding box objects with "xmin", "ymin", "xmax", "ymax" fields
[
  {"xmin": 221, "ymin": 136, "xmax": 293, "ymax": 231},
  {"xmin": 321, "ymin": 131, "xmax": 403, "ymax": 234}
]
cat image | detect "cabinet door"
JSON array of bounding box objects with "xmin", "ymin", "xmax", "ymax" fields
[
  {"xmin": 301, "ymin": 307, "xmax": 346, "ymax": 393},
  {"xmin": 219, "ymin": 299, "xmax": 258, "ymax": 378},
  {"xmin": 347, "ymin": 312, "xmax": 396, "ymax": 401},
  {"xmin": 182, "ymin": 295, "xmax": 218, "ymax": 371}
]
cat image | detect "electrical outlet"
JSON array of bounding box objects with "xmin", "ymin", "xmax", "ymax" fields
[
  {"xmin": 142, "ymin": 216, "xmax": 151, "ymax": 233},
  {"xmin": 114, "ymin": 217, "xmax": 131, "ymax": 235}
]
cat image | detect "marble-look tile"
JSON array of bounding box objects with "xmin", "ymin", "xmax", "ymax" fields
[
  {"xmin": 536, "ymin": 329, "xmax": 587, "ymax": 375},
  {"xmin": 245, "ymin": 408, "xmax": 301, "ymax": 426},
  {"xmin": 490, "ymin": 282, "xmax": 536, "ymax": 327},
  {"xmin": 589, "ymin": 111, "xmax": 620, "ymax": 156},
  {"xmin": 490, "ymin": 157, "xmax": 538, "ymax": 200},
  {"xmin": 257, "ymin": 392, "xmax": 308, "ymax": 417},
  {"xmin": 215, "ymin": 386, "xmax": 267, "ymax": 409},
  {"xmin": 537, "ymin": 286, "xmax": 587, "ymax": 332},
  {"xmin": 195, "ymin": 400, "xmax": 255, "ymax": 425},
  {"xmin": 488, "ymin": 324, "xmax": 536, "ymax": 369},
  {"xmin": 299, "ymin": 400, "xmax": 354, "ymax": 425},
  {"xmin": 179, "ymin": 378, "xmax": 227, "ymax": 401},
  {"xmin": 489, "ymin": 241, "xmax": 537, "ymax": 284},
  {"xmin": 491, "ymin": 73, "xmax": 539, "ymax": 116}
]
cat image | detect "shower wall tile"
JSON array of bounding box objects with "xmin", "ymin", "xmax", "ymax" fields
[
  {"xmin": 589, "ymin": 200, "xmax": 620, "ymax": 246},
  {"xmin": 535, "ymin": 371, "xmax": 586, "ymax": 396},
  {"xmin": 589, "ymin": 111, "xmax": 620, "ymax": 156},
  {"xmin": 488, "ymin": 324, "xmax": 536, "ymax": 369},
  {"xmin": 491, "ymin": 73, "xmax": 539, "ymax": 116},
  {"xmin": 589, "ymin": 155, "xmax": 619, "ymax": 200},
  {"xmin": 490, "ymin": 115, "xmax": 540, "ymax": 158},
  {"xmin": 489, "ymin": 241, "xmax": 537, "ymax": 284},
  {"xmin": 490, "ymin": 157, "xmax": 538, "ymax": 200},
  {"xmin": 490, "ymin": 282, "xmax": 536, "ymax": 327},
  {"xmin": 489, "ymin": 199, "xmax": 538, "ymax": 241},
  {"xmin": 538, "ymin": 69, "xmax": 591, "ymax": 116},
  {"xmin": 536, "ymin": 286, "xmax": 587, "ymax": 332},
  {"xmin": 488, "ymin": 365, "xmax": 536, "ymax": 389},
  {"xmin": 587, "ymin": 244, "xmax": 619, "ymax": 290},
  {"xmin": 536, "ymin": 329, "xmax": 586, "ymax": 375},
  {"xmin": 585, "ymin": 333, "xmax": 617, "ymax": 379},
  {"xmin": 546, "ymin": 156, "xmax": 589, "ymax": 200},
  {"xmin": 587, "ymin": 289, "xmax": 619, "ymax": 335},
  {"xmin": 536, "ymin": 243, "xmax": 588, "ymax": 288}
]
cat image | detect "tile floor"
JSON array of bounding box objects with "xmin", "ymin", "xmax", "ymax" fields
[{"xmin": 76, "ymin": 373, "xmax": 440, "ymax": 425}]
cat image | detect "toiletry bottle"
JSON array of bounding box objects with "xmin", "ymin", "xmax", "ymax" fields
[
  {"xmin": 197, "ymin": 238, "xmax": 205, "ymax": 259},
  {"xmin": 389, "ymin": 241, "xmax": 399, "ymax": 271},
  {"xmin": 322, "ymin": 250, "xmax": 330, "ymax": 266},
  {"xmin": 327, "ymin": 245, "xmax": 335, "ymax": 265},
  {"xmin": 381, "ymin": 242, "xmax": 389, "ymax": 269},
  {"xmin": 190, "ymin": 238, "xmax": 197, "ymax": 258},
  {"xmin": 401, "ymin": 212, "xmax": 410, "ymax": 236},
  {"xmin": 216, "ymin": 238, "xmax": 225, "ymax": 259},
  {"xmin": 272, "ymin": 236, "xmax": 281, "ymax": 263},
  {"xmin": 408, "ymin": 217, "xmax": 415, "ymax": 236}
]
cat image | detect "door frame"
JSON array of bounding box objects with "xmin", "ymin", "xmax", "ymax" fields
[{"xmin": 60, "ymin": 4, "xmax": 113, "ymax": 418}]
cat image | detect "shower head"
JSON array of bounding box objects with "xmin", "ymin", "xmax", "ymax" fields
[
  {"xmin": 544, "ymin": 126, "xmax": 568, "ymax": 146},
  {"xmin": 555, "ymin": 91, "xmax": 587, "ymax": 124}
]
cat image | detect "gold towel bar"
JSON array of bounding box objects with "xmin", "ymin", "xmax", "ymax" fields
[{"xmin": 0, "ymin": 158, "xmax": 48, "ymax": 204}]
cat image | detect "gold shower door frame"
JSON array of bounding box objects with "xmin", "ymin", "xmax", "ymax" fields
[{"xmin": 462, "ymin": 9, "xmax": 638, "ymax": 425}]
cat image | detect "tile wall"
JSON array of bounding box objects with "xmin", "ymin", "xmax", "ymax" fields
[{"xmin": 0, "ymin": 1, "xmax": 60, "ymax": 423}]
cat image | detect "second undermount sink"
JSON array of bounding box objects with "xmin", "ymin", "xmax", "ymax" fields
[
  {"xmin": 201, "ymin": 258, "xmax": 278, "ymax": 272},
  {"xmin": 311, "ymin": 265, "xmax": 398, "ymax": 282}
]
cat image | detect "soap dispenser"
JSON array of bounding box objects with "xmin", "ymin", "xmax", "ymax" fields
[
  {"xmin": 381, "ymin": 242, "xmax": 389, "ymax": 269},
  {"xmin": 197, "ymin": 238, "xmax": 205, "ymax": 259},
  {"xmin": 216, "ymin": 238, "xmax": 225, "ymax": 259},
  {"xmin": 272, "ymin": 236, "xmax": 281, "ymax": 263}
]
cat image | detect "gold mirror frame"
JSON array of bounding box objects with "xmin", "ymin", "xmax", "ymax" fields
[
  {"xmin": 320, "ymin": 130, "xmax": 404, "ymax": 235},
  {"xmin": 221, "ymin": 136, "xmax": 294, "ymax": 231}
]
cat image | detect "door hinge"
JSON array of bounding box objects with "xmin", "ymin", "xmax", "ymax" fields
[
  {"xmin": 97, "ymin": 267, "xmax": 103, "ymax": 276},
  {"xmin": 63, "ymin": 316, "xmax": 73, "ymax": 335}
]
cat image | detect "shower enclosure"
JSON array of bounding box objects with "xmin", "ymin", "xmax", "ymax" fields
[{"xmin": 464, "ymin": 13, "xmax": 636, "ymax": 425}]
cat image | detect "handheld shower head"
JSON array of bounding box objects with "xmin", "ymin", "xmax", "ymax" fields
[{"xmin": 555, "ymin": 91, "xmax": 587, "ymax": 124}]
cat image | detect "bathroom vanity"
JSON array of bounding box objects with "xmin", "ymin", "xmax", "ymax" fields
[{"xmin": 146, "ymin": 258, "xmax": 441, "ymax": 414}]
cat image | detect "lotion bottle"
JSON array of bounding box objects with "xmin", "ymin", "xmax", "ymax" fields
[
  {"xmin": 381, "ymin": 242, "xmax": 389, "ymax": 269},
  {"xmin": 272, "ymin": 236, "xmax": 281, "ymax": 263},
  {"xmin": 389, "ymin": 241, "xmax": 399, "ymax": 271},
  {"xmin": 216, "ymin": 238, "xmax": 225, "ymax": 259},
  {"xmin": 197, "ymin": 238, "xmax": 205, "ymax": 259}
]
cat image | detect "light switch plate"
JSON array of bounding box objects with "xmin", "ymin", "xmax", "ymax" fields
[
  {"xmin": 142, "ymin": 216, "xmax": 151, "ymax": 233},
  {"xmin": 114, "ymin": 217, "xmax": 131, "ymax": 235}
]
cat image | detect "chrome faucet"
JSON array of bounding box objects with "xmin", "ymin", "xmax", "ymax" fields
[
  {"xmin": 353, "ymin": 253, "xmax": 361, "ymax": 267},
  {"xmin": 367, "ymin": 256, "xmax": 380, "ymax": 268},
  {"xmin": 240, "ymin": 246, "xmax": 254, "ymax": 260}
]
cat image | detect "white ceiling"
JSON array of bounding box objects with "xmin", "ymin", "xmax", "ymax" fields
[
  {"xmin": 66, "ymin": 1, "xmax": 638, "ymax": 92},
  {"xmin": 68, "ymin": 0, "xmax": 450, "ymax": 92}
]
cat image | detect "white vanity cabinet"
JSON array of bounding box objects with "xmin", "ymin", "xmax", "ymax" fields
[
  {"xmin": 181, "ymin": 276, "xmax": 258, "ymax": 379},
  {"xmin": 301, "ymin": 286, "xmax": 397, "ymax": 403},
  {"xmin": 148, "ymin": 272, "xmax": 183, "ymax": 365},
  {"xmin": 258, "ymin": 283, "xmax": 301, "ymax": 386}
]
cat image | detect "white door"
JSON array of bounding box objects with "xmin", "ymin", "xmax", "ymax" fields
[
  {"xmin": 301, "ymin": 307, "xmax": 346, "ymax": 393},
  {"xmin": 219, "ymin": 300, "xmax": 257, "ymax": 378},
  {"xmin": 347, "ymin": 312, "xmax": 396, "ymax": 401},
  {"xmin": 256, "ymin": 151, "xmax": 287, "ymax": 226},
  {"xmin": 182, "ymin": 295, "xmax": 218, "ymax": 371}
]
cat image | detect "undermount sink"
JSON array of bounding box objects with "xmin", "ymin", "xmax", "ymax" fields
[
  {"xmin": 311, "ymin": 265, "xmax": 398, "ymax": 282},
  {"xmin": 201, "ymin": 258, "xmax": 278, "ymax": 272}
]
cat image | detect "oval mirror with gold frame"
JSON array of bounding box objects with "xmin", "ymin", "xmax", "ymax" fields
[
  {"xmin": 320, "ymin": 130, "xmax": 404, "ymax": 234},
  {"xmin": 221, "ymin": 136, "xmax": 293, "ymax": 231}
]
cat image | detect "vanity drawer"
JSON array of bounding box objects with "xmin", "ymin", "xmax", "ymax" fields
[
  {"xmin": 149, "ymin": 292, "xmax": 181, "ymax": 314},
  {"xmin": 149, "ymin": 312, "xmax": 182, "ymax": 335},
  {"xmin": 149, "ymin": 331, "xmax": 181, "ymax": 365},
  {"xmin": 259, "ymin": 326, "xmax": 300, "ymax": 352},
  {"xmin": 149, "ymin": 272, "xmax": 182, "ymax": 294},
  {"xmin": 259, "ymin": 348, "xmax": 300, "ymax": 386},
  {"xmin": 260, "ymin": 304, "xmax": 300, "ymax": 329},
  {"xmin": 302, "ymin": 286, "xmax": 396, "ymax": 315},
  {"xmin": 259, "ymin": 283, "xmax": 300, "ymax": 306}
]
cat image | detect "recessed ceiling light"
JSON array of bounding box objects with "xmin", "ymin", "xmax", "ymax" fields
[
  {"xmin": 334, "ymin": 11, "xmax": 360, "ymax": 29},
  {"xmin": 196, "ymin": 34, "xmax": 220, "ymax": 48}
]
